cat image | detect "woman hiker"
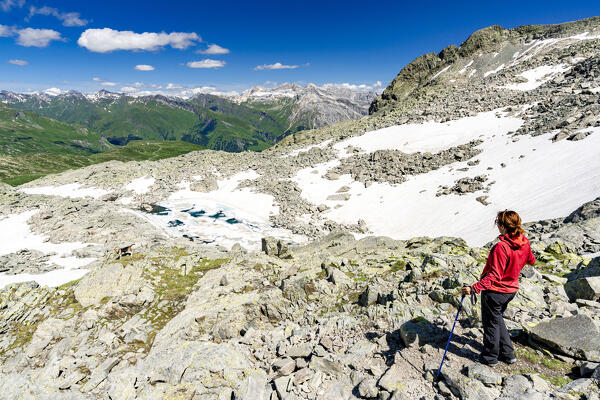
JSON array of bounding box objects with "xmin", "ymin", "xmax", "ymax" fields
[{"xmin": 461, "ymin": 210, "xmax": 536, "ymax": 367}]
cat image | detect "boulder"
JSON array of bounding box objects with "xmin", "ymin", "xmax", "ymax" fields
[
  {"xmin": 358, "ymin": 285, "xmax": 379, "ymax": 307},
  {"xmin": 285, "ymin": 343, "xmax": 312, "ymax": 359},
  {"xmin": 261, "ymin": 237, "xmax": 293, "ymax": 259},
  {"xmin": 580, "ymin": 361, "xmax": 599, "ymax": 377},
  {"xmin": 564, "ymin": 277, "xmax": 600, "ymax": 301},
  {"xmin": 467, "ymin": 363, "xmax": 502, "ymax": 386},
  {"xmin": 272, "ymin": 358, "xmax": 296, "ymax": 376},
  {"xmin": 74, "ymin": 262, "xmax": 151, "ymax": 307},
  {"xmin": 526, "ymin": 314, "xmax": 600, "ymax": 361},
  {"xmin": 357, "ymin": 377, "xmax": 379, "ymax": 398},
  {"xmin": 236, "ymin": 370, "xmax": 267, "ymax": 400},
  {"xmin": 327, "ymin": 267, "xmax": 352, "ymax": 288},
  {"xmin": 310, "ymin": 356, "xmax": 342, "ymax": 376},
  {"xmin": 399, "ymin": 317, "xmax": 442, "ymax": 348}
]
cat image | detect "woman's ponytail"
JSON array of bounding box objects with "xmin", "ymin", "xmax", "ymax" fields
[{"xmin": 495, "ymin": 210, "xmax": 524, "ymax": 237}]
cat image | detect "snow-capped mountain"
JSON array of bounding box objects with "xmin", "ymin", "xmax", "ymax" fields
[{"xmin": 234, "ymin": 82, "xmax": 378, "ymax": 130}]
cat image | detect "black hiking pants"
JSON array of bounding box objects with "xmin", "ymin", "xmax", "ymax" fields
[{"xmin": 481, "ymin": 290, "xmax": 516, "ymax": 363}]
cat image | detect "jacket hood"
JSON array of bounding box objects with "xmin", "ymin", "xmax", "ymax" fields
[{"xmin": 499, "ymin": 234, "xmax": 528, "ymax": 250}]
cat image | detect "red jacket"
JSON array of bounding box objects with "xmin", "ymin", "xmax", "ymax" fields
[{"xmin": 471, "ymin": 234, "xmax": 536, "ymax": 294}]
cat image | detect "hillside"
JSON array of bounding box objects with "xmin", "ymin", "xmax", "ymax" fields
[{"xmin": 0, "ymin": 16, "xmax": 600, "ymax": 400}]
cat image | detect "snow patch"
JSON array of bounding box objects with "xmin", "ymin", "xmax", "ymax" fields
[
  {"xmin": 431, "ymin": 65, "xmax": 451, "ymax": 80},
  {"xmin": 484, "ymin": 64, "xmax": 505, "ymax": 77},
  {"xmin": 125, "ymin": 176, "xmax": 155, "ymax": 195},
  {"xmin": 21, "ymin": 183, "xmax": 109, "ymax": 199},
  {"xmin": 503, "ymin": 64, "xmax": 570, "ymax": 91},
  {"xmin": 458, "ymin": 60, "xmax": 473, "ymax": 75},
  {"xmin": 0, "ymin": 211, "xmax": 95, "ymax": 288},
  {"xmin": 331, "ymin": 110, "xmax": 521, "ymax": 155}
]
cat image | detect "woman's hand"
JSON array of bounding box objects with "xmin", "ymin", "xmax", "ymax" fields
[{"xmin": 461, "ymin": 286, "xmax": 472, "ymax": 296}]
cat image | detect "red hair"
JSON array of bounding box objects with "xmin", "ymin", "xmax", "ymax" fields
[{"xmin": 495, "ymin": 210, "xmax": 524, "ymax": 237}]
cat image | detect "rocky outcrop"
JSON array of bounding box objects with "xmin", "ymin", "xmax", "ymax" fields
[
  {"xmin": 526, "ymin": 314, "xmax": 600, "ymax": 362},
  {"xmin": 329, "ymin": 140, "xmax": 482, "ymax": 185}
]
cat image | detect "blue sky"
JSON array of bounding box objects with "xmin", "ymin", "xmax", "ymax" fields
[{"xmin": 1, "ymin": 0, "xmax": 599, "ymax": 96}]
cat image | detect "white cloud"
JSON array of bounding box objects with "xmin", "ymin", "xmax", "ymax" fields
[
  {"xmin": 186, "ymin": 59, "xmax": 225, "ymax": 69},
  {"xmin": 120, "ymin": 86, "xmax": 137, "ymax": 93},
  {"xmin": 254, "ymin": 62, "xmax": 299, "ymax": 71},
  {"xmin": 134, "ymin": 64, "xmax": 154, "ymax": 71},
  {"xmin": 0, "ymin": 0, "xmax": 24, "ymax": 12},
  {"xmin": 114, "ymin": 83, "xmax": 239, "ymax": 99},
  {"xmin": 44, "ymin": 87, "xmax": 63, "ymax": 96},
  {"xmin": 321, "ymin": 81, "xmax": 384, "ymax": 92},
  {"xmin": 100, "ymin": 81, "xmax": 117, "ymax": 87},
  {"xmin": 15, "ymin": 27, "xmax": 64, "ymax": 47},
  {"xmin": 78, "ymin": 28, "xmax": 200, "ymax": 53},
  {"xmin": 28, "ymin": 6, "xmax": 88, "ymax": 27},
  {"xmin": 0, "ymin": 24, "xmax": 13, "ymax": 36},
  {"xmin": 196, "ymin": 43, "xmax": 229, "ymax": 54},
  {"xmin": 8, "ymin": 59, "xmax": 27, "ymax": 66},
  {"xmin": 92, "ymin": 77, "xmax": 101, "ymax": 81}
]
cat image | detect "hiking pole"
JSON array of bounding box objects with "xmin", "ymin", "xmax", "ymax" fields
[{"xmin": 435, "ymin": 293, "xmax": 465, "ymax": 381}]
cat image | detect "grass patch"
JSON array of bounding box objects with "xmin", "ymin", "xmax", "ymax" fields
[
  {"xmin": 539, "ymin": 374, "xmax": 572, "ymax": 387},
  {"xmin": 390, "ymin": 260, "xmax": 407, "ymax": 272}
]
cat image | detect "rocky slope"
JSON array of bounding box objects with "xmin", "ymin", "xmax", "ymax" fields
[
  {"xmin": 1, "ymin": 16, "xmax": 600, "ymax": 400},
  {"xmin": 0, "ymin": 193, "xmax": 599, "ymax": 399}
]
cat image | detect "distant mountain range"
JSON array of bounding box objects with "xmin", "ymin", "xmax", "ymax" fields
[
  {"xmin": 0, "ymin": 84, "xmax": 377, "ymax": 152},
  {"xmin": 0, "ymin": 83, "xmax": 377, "ymax": 184}
]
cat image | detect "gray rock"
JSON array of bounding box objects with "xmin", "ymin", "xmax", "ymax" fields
[
  {"xmin": 310, "ymin": 356, "xmax": 342, "ymax": 376},
  {"xmin": 285, "ymin": 343, "xmax": 312, "ymax": 359},
  {"xmin": 559, "ymin": 377, "xmax": 593, "ymax": 393},
  {"xmin": 399, "ymin": 317, "xmax": 441, "ymax": 348},
  {"xmin": 261, "ymin": 237, "xmax": 293, "ymax": 259},
  {"xmin": 378, "ymin": 364, "xmax": 408, "ymax": 393},
  {"xmin": 358, "ymin": 377, "xmax": 379, "ymax": 398},
  {"xmin": 527, "ymin": 314, "xmax": 600, "ymax": 361},
  {"xmin": 580, "ymin": 361, "xmax": 599, "ymax": 377},
  {"xmin": 358, "ymin": 285, "xmax": 380, "ymax": 307},
  {"xmin": 274, "ymin": 375, "xmax": 292, "ymax": 400},
  {"xmin": 564, "ymin": 277, "xmax": 600, "ymax": 301},
  {"xmin": 467, "ymin": 363, "xmax": 502, "ymax": 386},
  {"xmin": 500, "ymin": 374, "xmax": 532, "ymax": 398},
  {"xmin": 272, "ymin": 357, "xmax": 296, "ymax": 376},
  {"xmin": 237, "ymin": 370, "xmax": 268, "ymax": 400},
  {"xmin": 327, "ymin": 267, "xmax": 352, "ymax": 288}
]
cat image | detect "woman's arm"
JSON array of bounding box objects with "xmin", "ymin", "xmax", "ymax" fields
[
  {"xmin": 471, "ymin": 244, "xmax": 508, "ymax": 294},
  {"xmin": 527, "ymin": 245, "xmax": 536, "ymax": 265}
]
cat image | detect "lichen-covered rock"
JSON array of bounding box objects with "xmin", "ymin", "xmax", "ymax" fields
[
  {"xmin": 74, "ymin": 262, "xmax": 152, "ymax": 307},
  {"xmin": 564, "ymin": 277, "xmax": 600, "ymax": 301}
]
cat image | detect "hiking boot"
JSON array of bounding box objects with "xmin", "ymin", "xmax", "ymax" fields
[
  {"xmin": 500, "ymin": 356, "xmax": 517, "ymax": 364},
  {"xmin": 478, "ymin": 357, "xmax": 498, "ymax": 367}
]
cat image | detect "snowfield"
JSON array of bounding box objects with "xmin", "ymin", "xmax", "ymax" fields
[{"xmin": 292, "ymin": 111, "xmax": 600, "ymax": 247}]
